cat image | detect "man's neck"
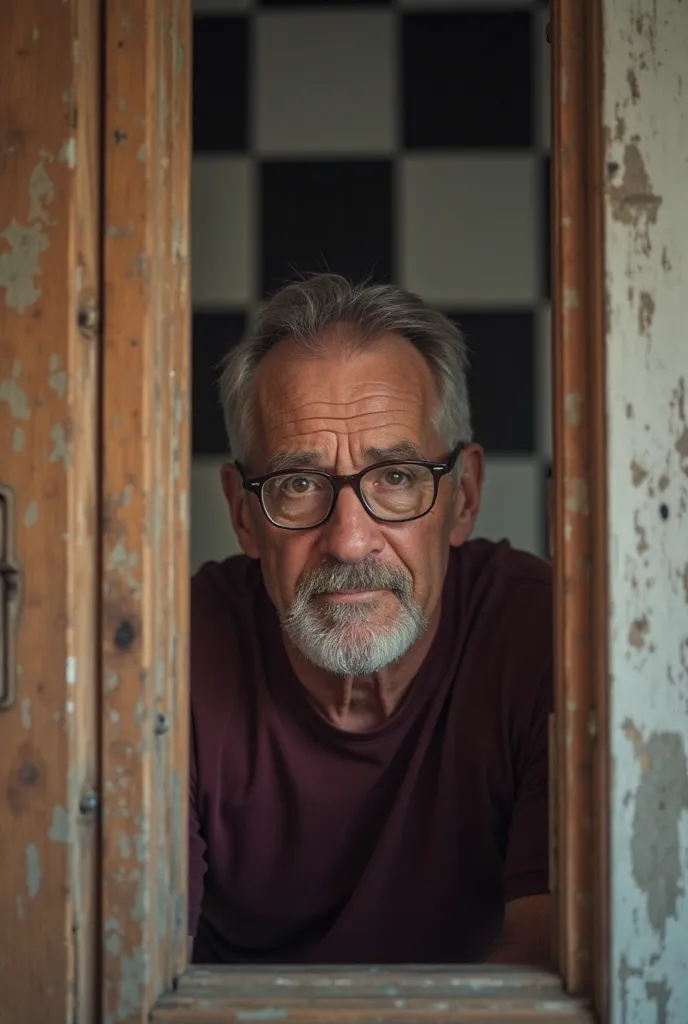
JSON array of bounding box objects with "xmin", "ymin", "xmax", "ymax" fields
[{"xmin": 284, "ymin": 604, "xmax": 443, "ymax": 733}]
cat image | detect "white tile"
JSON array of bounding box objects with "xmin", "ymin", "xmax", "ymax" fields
[
  {"xmin": 401, "ymin": 154, "xmax": 538, "ymax": 307},
  {"xmin": 401, "ymin": 0, "xmax": 533, "ymax": 6},
  {"xmin": 191, "ymin": 156, "xmax": 254, "ymax": 308},
  {"xmin": 534, "ymin": 4, "xmax": 551, "ymax": 150},
  {"xmin": 193, "ymin": 0, "xmax": 250, "ymax": 12},
  {"xmin": 256, "ymin": 11, "xmax": 395, "ymax": 156},
  {"xmin": 537, "ymin": 303, "xmax": 552, "ymax": 458},
  {"xmin": 190, "ymin": 458, "xmax": 244, "ymax": 572},
  {"xmin": 401, "ymin": 1, "xmax": 533, "ymax": 6},
  {"xmin": 473, "ymin": 456, "xmax": 543, "ymax": 557}
]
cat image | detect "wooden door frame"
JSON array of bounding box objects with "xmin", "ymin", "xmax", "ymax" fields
[{"xmin": 1, "ymin": 0, "xmax": 610, "ymax": 1021}]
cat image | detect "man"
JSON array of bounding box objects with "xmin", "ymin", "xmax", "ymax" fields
[{"xmin": 189, "ymin": 274, "xmax": 552, "ymax": 966}]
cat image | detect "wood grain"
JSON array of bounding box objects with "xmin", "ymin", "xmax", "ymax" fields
[
  {"xmin": 550, "ymin": 0, "xmax": 608, "ymax": 1006},
  {"xmin": 0, "ymin": 0, "xmax": 100, "ymax": 1020},
  {"xmin": 100, "ymin": 0, "xmax": 191, "ymax": 1020},
  {"xmin": 152, "ymin": 967, "xmax": 593, "ymax": 1023}
]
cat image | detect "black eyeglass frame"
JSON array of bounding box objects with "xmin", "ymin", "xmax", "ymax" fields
[{"xmin": 236, "ymin": 442, "xmax": 465, "ymax": 531}]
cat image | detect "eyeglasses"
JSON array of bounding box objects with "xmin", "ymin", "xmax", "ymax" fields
[{"xmin": 237, "ymin": 443, "xmax": 464, "ymax": 531}]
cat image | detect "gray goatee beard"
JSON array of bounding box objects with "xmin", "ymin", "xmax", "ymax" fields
[{"xmin": 280, "ymin": 559, "xmax": 429, "ymax": 676}]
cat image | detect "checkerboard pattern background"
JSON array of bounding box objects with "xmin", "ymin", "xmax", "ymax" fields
[{"xmin": 190, "ymin": 0, "xmax": 552, "ymax": 572}]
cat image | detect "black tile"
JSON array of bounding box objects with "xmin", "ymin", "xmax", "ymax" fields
[
  {"xmin": 262, "ymin": 0, "xmax": 390, "ymax": 5},
  {"xmin": 543, "ymin": 155, "xmax": 551, "ymax": 299},
  {"xmin": 543, "ymin": 460, "xmax": 552, "ymax": 561},
  {"xmin": 193, "ymin": 16, "xmax": 248, "ymax": 152},
  {"xmin": 403, "ymin": 11, "xmax": 533, "ymax": 149},
  {"xmin": 192, "ymin": 311, "xmax": 246, "ymax": 455},
  {"xmin": 445, "ymin": 311, "xmax": 535, "ymax": 454},
  {"xmin": 260, "ymin": 161, "xmax": 393, "ymax": 297}
]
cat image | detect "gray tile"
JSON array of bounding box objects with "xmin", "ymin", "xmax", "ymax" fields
[
  {"xmin": 401, "ymin": 154, "xmax": 538, "ymax": 306},
  {"xmin": 474, "ymin": 456, "xmax": 543, "ymax": 557},
  {"xmin": 191, "ymin": 156, "xmax": 255, "ymax": 307},
  {"xmin": 190, "ymin": 458, "xmax": 244, "ymax": 572},
  {"xmin": 256, "ymin": 11, "xmax": 395, "ymax": 155}
]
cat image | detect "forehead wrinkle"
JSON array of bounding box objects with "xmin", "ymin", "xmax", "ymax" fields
[{"xmin": 272, "ymin": 411, "xmax": 423, "ymax": 440}]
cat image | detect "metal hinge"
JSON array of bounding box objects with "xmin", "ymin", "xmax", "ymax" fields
[{"xmin": 0, "ymin": 486, "xmax": 21, "ymax": 710}]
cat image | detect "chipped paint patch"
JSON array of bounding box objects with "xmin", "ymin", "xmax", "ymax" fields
[
  {"xmin": 20, "ymin": 697, "xmax": 32, "ymax": 729},
  {"xmin": 66, "ymin": 655, "xmax": 77, "ymax": 686},
  {"xmin": 12, "ymin": 426, "xmax": 25, "ymax": 451},
  {"xmin": 236, "ymin": 1011, "xmax": 288, "ymax": 1022},
  {"xmin": 58, "ymin": 138, "xmax": 77, "ymax": 169},
  {"xmin": 0, "ymin": 360, "xmax": 31, "ymax": 419},
  {"xmin": 106, "ymin": 223, "xmax": 134, "ymax": 239},
  {"xmin": 48, "ymin": 804, "xmax": 70, "ymax": 844},
  {"xmin": 48, "ymin": 422, "xmax": 69, "ymax": 466},
  {"xmin": 16, "ymin": 894, "xmax": 25, "ymax": 920},
  {"xmin": 48, "ymin": 353, "xmax": 67, "ymax": 397},
  {"xmin": 25, "ymin": 843, "xmax": 42, "ymax": 897},
  {"xmin": 564, "ymin": 392, "xmax": 582, "ymax": 427},
  {"xmin": 24, "ymin": 500, "xmax": 38, "ymax": 527},
  {"xmin": 626, "ymin": 729, "xmax": 688, "ymax": 940},
  {"xmin": 116, "ymin": 947, "xmax": 150, "ymax": 1022}
]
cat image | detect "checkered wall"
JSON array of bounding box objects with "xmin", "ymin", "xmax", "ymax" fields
[{"xmin": 190, "ymin": 0, "xmax": 552, "ymax": 572}]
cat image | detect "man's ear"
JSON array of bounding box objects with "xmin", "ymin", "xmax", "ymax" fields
[
  {"xmin": 449, "ymin": 443, "xmax": 485, "ymax": 547},
  {"xmin": 221, "ymin": 462, "xmax": 260, "ymax": 560}
]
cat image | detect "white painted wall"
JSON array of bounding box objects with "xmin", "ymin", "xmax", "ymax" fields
[{"xmin": 604, "ymin": 2, "xmax": 688, "ymax": 1020}]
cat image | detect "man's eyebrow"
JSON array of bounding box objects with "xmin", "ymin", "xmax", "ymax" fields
[
  {"xmin": 266, "ymin": 449, "xmax": 327, "ymax": 473},
  {"xmin": 265, "ymin": 440, "xmax": 427, "ymax": 474},
  {"xmin": 361, "ymin": 440, "xmax": 427, "ymax": 463}
]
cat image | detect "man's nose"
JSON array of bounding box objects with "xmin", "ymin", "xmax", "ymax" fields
[{"xmin": 317, "ymin": 484, "xmax": 385, "ymax": 564}]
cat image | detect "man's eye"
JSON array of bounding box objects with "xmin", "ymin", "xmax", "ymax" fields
[
  {"xmin": 282, "ymin": 476, "xmax": 313, "ymax": 495},
  {"xmin": 380, "ymin": 469, "xmax": 412, "ymax": 487}
]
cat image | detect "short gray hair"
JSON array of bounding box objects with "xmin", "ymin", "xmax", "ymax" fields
[{"xmin": 218, "ymin": 274, "xmax": 472, "ymax": 463}]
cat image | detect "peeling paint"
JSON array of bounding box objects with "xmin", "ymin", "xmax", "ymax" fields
[
  {"xmin": 16, "ymin": 894, "xmax": 25, "ymax": 920},
  {"xmin": 106, "ymin": 223, "xmax": 134, "ymax": 239},
  {"xmin": 627, "ymin": 729, "xmax": 688, "ymax": 940},
  {"xmin": 116, "ymin": 947, "xmax": 150, "ymax": 1022},
  {"xmin": 565, "ymin": 477, "xmax": 589, "ymax": 516},
  {"xmin": 630, "ymin": 460, "xmax": 648, "ymax": 487},
  {"xmin": 637, "ymin": 290, "xmax": 655, "ymax": 335},
  {"xmin": 0, "ymin": 219, "xmax": 49, "ymax": 312},
  {"xmin": 628, "ymin": 616, "xmax": 650, "ymax": 649},
  {"xmin": 0, "ymin": 360, "xmax": 30, "ymax": 419},
  {"xmin": 48, "ymin": 422, "xmax": 69, "ymax": 466},
  {"xmin": 12, "ymin": 426, "xmax": 25, "ymax": 451},
  {"xmin": 48, "ymin": 804, "xmax": 70, "ymax": 844},
  {"xmin": 563, "ymin": 285, "xmax": 580, "ymax": 311},
  {"xmin": 25, "ymin": 843, "xmax": 42, "ymax": 897},
  {"xmin": 66, "ymin": 655, "xmax": 77, "ymax": 686},
  {"xmin": 607, "ymin": 143, "xmax": 663, "ymax": 254},
  {"xmin": 564, "ymin": 392, "xmax": 582, "ymax": 427},
  {"xmin": 20, "ymin": 697, "xmax": 32, "ymax": 729},
  {"xmin": 58, "ymin": 138, "xmax": 76, "ymax": 169},
  {"xmin": 48, "ymin": 353, "xmax": 67, "ymax": 397},
  {"xmin": 24, "ymin": 500, "xmax": 38, "ymax": 527}
]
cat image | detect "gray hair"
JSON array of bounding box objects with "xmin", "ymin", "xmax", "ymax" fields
[{"xmin": 218, "ymin": 274, "xmax": 472, "ymax": 464}]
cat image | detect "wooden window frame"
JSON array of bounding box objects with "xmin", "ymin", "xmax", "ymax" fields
[{"xmin": 0, "ymin": 0, "xmax": 610, "ymax": 1021}]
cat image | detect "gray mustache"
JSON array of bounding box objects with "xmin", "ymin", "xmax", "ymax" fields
[{"xmin": 296, "ymin": 561, "xmax": 413, "ymax": 601}]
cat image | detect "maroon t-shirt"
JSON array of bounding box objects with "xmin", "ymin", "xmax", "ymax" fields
[{"xmin": 189, "ymin": 539, "xmax": 552, "ymax": 964}]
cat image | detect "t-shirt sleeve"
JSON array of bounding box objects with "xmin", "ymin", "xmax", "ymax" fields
[
  {"xmin": 188, "ymin": 709, "xmax": 208, "ymax": 936},
  {"xmin": 503, "ymin": 659, "xmax": 552, "ymax": 903}
]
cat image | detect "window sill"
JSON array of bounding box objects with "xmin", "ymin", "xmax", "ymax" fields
[{"xmin": 152, "ymin": 965, "xmax": 594, "ymax": 1022}]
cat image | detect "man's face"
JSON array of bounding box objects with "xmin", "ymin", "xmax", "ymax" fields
[{"xmin": 223, "ymin": 329, "xmax": 483, "ymax": 675}]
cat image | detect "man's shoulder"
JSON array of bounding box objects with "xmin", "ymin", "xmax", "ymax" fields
[
  {"xmin": 451, "ymin": 538, "xmax": 552, "ymax": 659},
  {"xmin": 457, "ymin": 537, "xmax": 551, "ymax": 597},
  {"xmin": 191, "ymin": 553, "xmax": 261, "ymax": 616}
]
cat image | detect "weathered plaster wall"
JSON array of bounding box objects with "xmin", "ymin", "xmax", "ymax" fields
[{"xmin": 604, "ymin": 2, "xmax": 688, "ymax": 1021}]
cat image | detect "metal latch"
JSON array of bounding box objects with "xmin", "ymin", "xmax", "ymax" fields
[{"xmin": 0, "ymin": 486, "xmax": 21, "ymax": 710}]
